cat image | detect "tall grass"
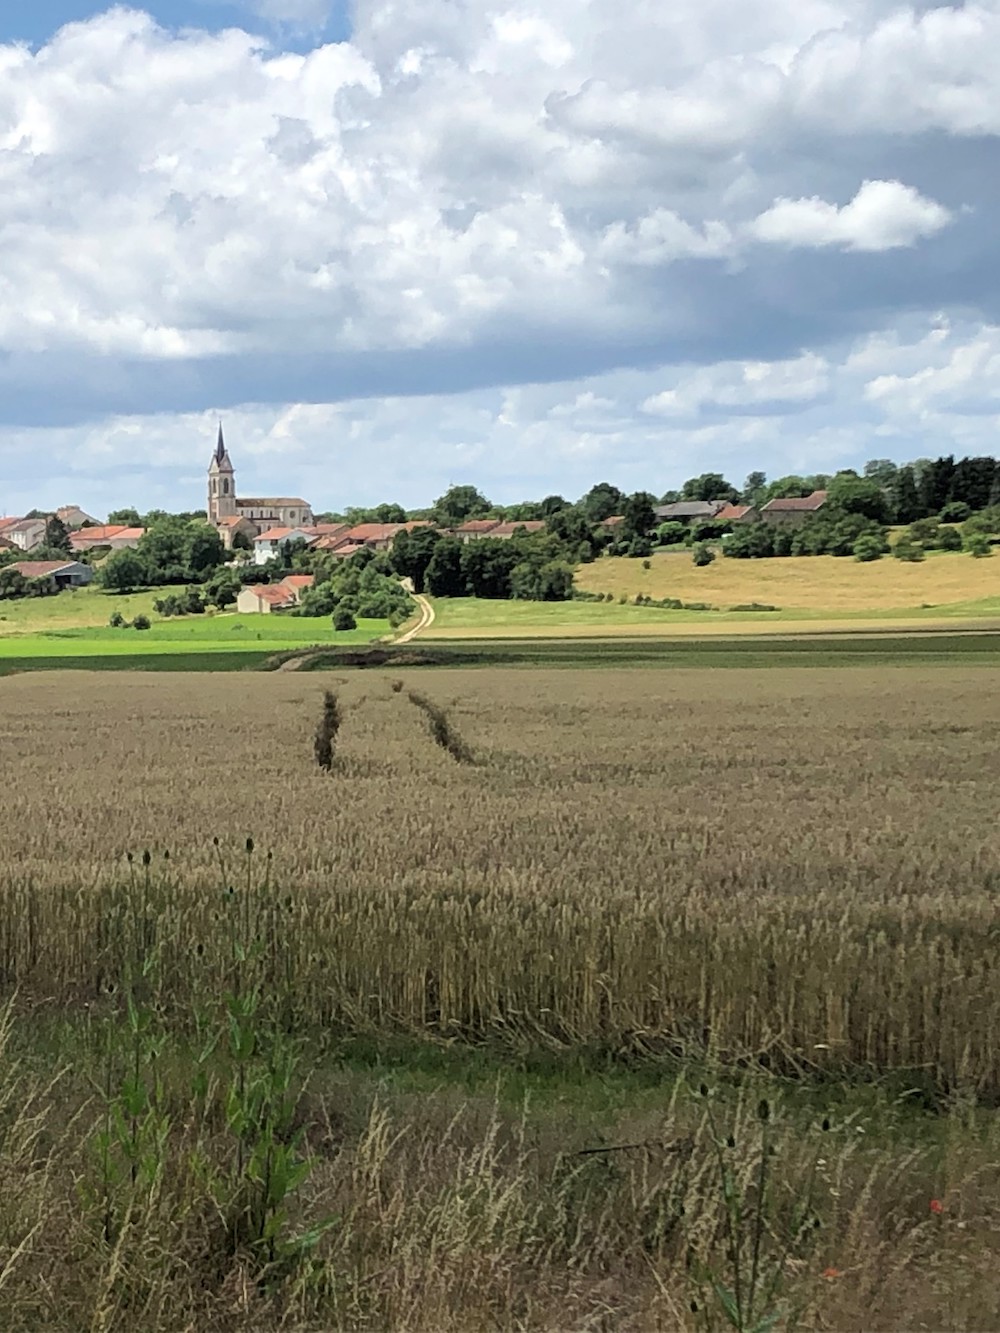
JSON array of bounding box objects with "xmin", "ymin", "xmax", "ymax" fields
[{"xmin": 1, "ymin": 664, "xmax": 1000, "ymax": 1325}]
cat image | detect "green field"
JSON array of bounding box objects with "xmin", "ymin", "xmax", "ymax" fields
[
  {"xmin": 0, "ymin": 583, "xmax": 393, "ymax": 664},
  {"xmin": 425, "ymin": 592, "xmax": 1000, "ymax": 638}
]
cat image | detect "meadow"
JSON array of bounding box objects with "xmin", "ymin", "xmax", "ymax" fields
[
  {"xmin": 1, "ymin": 665, "xmax": 1000, "ymax": 1328},
  {"xmin": 0, "ymin": 584, "xmax": 394, "ymax": 661}
]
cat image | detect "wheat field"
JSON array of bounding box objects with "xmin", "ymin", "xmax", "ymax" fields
[
  {"xmin": 2, "ymin": 665, "xmax": 999, "ymax": 1086},
  {"xmin": 2, "ymin": 664, "xmax": 1000, "ymax": 1330}
]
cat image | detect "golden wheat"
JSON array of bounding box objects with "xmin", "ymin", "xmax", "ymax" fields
[{"xmin": 1, "ymin": 665, "xmax": 998, "ymax": 1089}]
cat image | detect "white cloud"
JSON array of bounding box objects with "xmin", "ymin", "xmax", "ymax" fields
[
  {"xmin": 0, "ymin": 1, "xmax": 998, "ymax": 503},
  {"xmin": 750, "ymin": 180, "xmax": 953, "ymax": 251}
]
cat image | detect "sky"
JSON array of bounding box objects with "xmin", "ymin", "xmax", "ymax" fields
[{"xmin": 1, "ymin": 0, "xmax": 1000, "ymax": 517}]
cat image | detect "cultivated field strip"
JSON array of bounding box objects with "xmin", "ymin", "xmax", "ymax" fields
[{"xmin": 2, "ymin": 667, "xmax": 1000, "ymax": 1089}]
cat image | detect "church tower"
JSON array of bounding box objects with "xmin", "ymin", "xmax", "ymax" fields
[{"xmin": 208, "ymin": 423, "xmax": 237, "ymax": 524}]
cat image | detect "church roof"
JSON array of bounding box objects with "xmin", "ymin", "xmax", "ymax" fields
[{"xmin": 237, "ymin": 498, "xmax": 310, "ymax": 509}]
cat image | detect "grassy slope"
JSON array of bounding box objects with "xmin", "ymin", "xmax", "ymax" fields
[
  {"xmin": 575, "ymin": 546, "xmax": 1000, "ymax": 613},
  {"xmin": 422, "ymin": 548, "xmax": 1000, "ymax": 638}
]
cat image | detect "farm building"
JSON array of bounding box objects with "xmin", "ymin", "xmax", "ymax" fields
[
  {"xmin": 654, "ymin": 501, "xmax": 729, "ymax": 523},
  {"xmin": 8, "ymin": 560, "xmax": 93, "ymax": 589},
  {"xmin": 236, "ymin": 575, "xmax": 314, "ymax": 614},
  {"xmin": 759, "ymin": 491, "xmax": 828, "ymax": 526}
]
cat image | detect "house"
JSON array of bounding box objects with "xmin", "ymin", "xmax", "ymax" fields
[
  {"xmin": 484, "ymin": 520, "xmax": 547, "ymax": 540},
  {"xmin": 453, "ymin": 519, "xmax": 502, "ymax": 543},
  {"xmin": 715, "ymin": 503, "xmax": 759, "ymax": 524},
  {"xmin": 236, "ymin": 574, "xmax": 314, "ymax": 614},
  {"xmin": 56, "ymin": 505, "xmax": 99, "ymax": 530},
  {"xmin": 0, "ymin": 536, "xmax": 15, "ymax": 554},
  {"xmin": 8, "ymin": 560, "xmax": 93, "ymax": 589},
  {"xmin": 0, "ymin": 517, "xmax": 47, "ymax": 551},
  {"xmin": 339, "ymin": 521, "xmax": 432, "ymax": 552},
  {"xmin": 207, "ymin": 425, "xmax": 314, "ymax": 547},
  {"xmin": 599, "ymin": 515, "xmax": 626, "ymax": 532},
  {"xmin": 654, "ymin": 501, "xmax": 727, "ymax": 524},
  {"xmin": 759, "ymin": 491, "xmax": 828, "ymax": 526},
  {"xmin": 253, "ymin": 526, "xmax": 319, "ymax": 565},
  {"xmin": 69, "ymin": 524, "xmax": 145, "ymax": 552},
  {"xmin": 318, "ymin": 539, "xmax": 367, "ymax": 560}
]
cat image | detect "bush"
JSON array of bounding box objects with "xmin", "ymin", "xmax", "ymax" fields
[
  {"xmin": 108, "ymin": 611, "xmax": 127, "ymax": 628},
  {"xmin": 893, "ymin": 538, "xmax": 925, "ymax": 563},
  {"xmin": 132, "ymin": 613, "xmax": 151, "ymax": 630},
  {"xmin": 691, "ymin": 543, "xmax": 715, "ymax": 567},
  {"xmin": 655, "ymin": 521, "xmax": 687, "ymax": 546},
  {"xmin": 853, "ymin": 534, "xmax": 883, "ymax": 562},
  {"xmin": 940, "ymin": 501, "xmax": 972, "ymax": 524},
  {"xmin": 936, "ymin": 526, "xmax": 963, "ymax": 552},
  {"xmin": 966, "ymin": 532, "xmax": 992, "ymax": 558},
  {"xmin": 332, "ymin": 607, "xmax": 357, "ymax": 631}
]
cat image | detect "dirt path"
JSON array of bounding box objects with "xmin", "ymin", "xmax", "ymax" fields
[{"xmin": 395, "ymin": 588, "xmax": 435, "ymax": 644}]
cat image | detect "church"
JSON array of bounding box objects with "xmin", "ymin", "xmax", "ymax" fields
[{"xmin": 207, "ymin": 425, "xmax": 314, "ymax": 549}]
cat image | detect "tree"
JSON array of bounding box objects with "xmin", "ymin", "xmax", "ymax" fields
[
  {"xmin": 890, "ymin": 465, "xmax": 922, "ymax": 524},
  {"xmin": 390, "ymin": 526, "xmax": 441, "ymax": 593},
  {"xmin": 936, "ymin": 525, "xmax": 963, "ymax": 551},
  {"xmin": 621, "ymin": 491, "xmax": 657, "ymax": 542},
  {"xmin": 863, "ymin": 459, "xmax": 899, "ymax": 489},
  {"xmin": 579, "ymin": 482, "xmax": 624, "ymax": 524},
  {"xmin": 44, "ymin": 515, "xmax": 72, "ymax": 555},
  {"xmin": 540, "ymin": 494, "xmax": 569, "ymax": 516},
  {"xmin": 691, "ymin": 543, "xmax": 715, "ymax": 567},
  {"xmin": 743, "ymin": 471, "xmax": 767, "ymax": 504},
  {"xmin": 332, "ymin": 607, "xmax": 357, "ymax": 631},
  {"xmin": 185, "ymin": 524, "xmax": 225, "ymax": 578},
  {"xmin": 460, "ymin": 539, "xmax": 520, "ymax": 598},
  {"xmin": 108, "ymin": 508, "xmax": 141, "ymax": 526},
  {"xmin": 510, "ymin": 559, "xmax": 573, "ymax": 601},
  {"xmin": 918, "ymin": 455, "xmax": 955, "ymax": 516},
  {"xmin": 682, "ymin": 473, "xmax": 738, "ymax": 502},
  {"xmin": 432, "ymin": 485, "xmax": 492, "ymax": 528},
  {"xmin": 98, "ymin": 548, "xmax": 147, "ymax": 592},
  {"xmin": 204, "ymin": 567, "xmax": 243, "ymax": 609},
  {"xmin": 939, "ymin": 501, "xmax": 971, "ymax": 524},
  {"xmin": 825, "ymin": 473, "xmax": 888, "ymax": 522},
  {"xmin": 425, "ymin": 538, "xmax": 466, "ymax": 597},
  {"xmin": 132, "ymin": 614, "xmax": 151, "ymax": 631},
  {"xmin": 949, "ymin": 457, "xmax": 996, "ymax": 513},
  {"xmin": 656, "ymin": 521, "xmax": 687, "ymax": 546}
]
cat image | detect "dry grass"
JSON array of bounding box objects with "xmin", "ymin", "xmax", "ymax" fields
[
  {"xmin": 2, "ymin": 665, "xmax": 1000, "ymax": 1328},
  {"xmin": 575, "ymin": 548, "xmax": 1000, "ymax": 613}
]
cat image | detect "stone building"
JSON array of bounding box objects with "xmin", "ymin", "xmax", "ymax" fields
[{"xmin": 207, "ymin": 425, "xmax": 314, "ymax": 548}]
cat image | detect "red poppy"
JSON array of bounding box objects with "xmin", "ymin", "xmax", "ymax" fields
[
  {"xmin": 930, "ymin": 1199, "xmax": 944, "ymax": 1214},
  {"xmin": 822, "ymin": 1267, "xmax": 842, "ymax": 1280}
]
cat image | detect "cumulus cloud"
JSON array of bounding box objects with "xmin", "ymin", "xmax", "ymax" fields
[
  {"xmin": 750, "ymin": 180, "xmax": 953, "ymax": 252},
  {"xmin": 0, "ymin": 0, "xmax": 997, "ymax": 503}
]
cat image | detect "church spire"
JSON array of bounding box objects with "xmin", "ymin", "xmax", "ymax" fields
[{"xmin": 215, "ymin": 421, "xmax": 226, "ymax": 464}]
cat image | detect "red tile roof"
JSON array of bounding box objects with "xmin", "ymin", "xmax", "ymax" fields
[
  {"xmin": 454, "ymin": 518, "xmax": 501, "ymax": 534},
  {"xmin": 488, "ymin": 520, "xmax": 547, "ymax": 537},
  {"xmin": 342, "ymin": 521, "xmax": 430, "ymax": 542},
  {"xmin": 761, "ymin": 490, "xmax": 827, "ymax": 512},
  {"xmin": 245, "ymin": 584, "xmax": 296, "ymax": 607},
  {"xmin": 69, "ymin": 524, "xmax": 127, "ymax": 544},
  {"xmin": 254, "ymin": 526, "xmax": 317, "ymax": 543},
  {"xmin": 715, "ymin": 503, "xmax": 754, "ymax": 521},
  {"xmin": 280, "ymin": 574, "xmax": 315, "ymax": 590}
]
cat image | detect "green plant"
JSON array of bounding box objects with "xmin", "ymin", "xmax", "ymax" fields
[
  {"xmin": 692, "ymin": 543, "xmax": 716, "ymax": 567},
  {"xmin": 966, "ymin": 532, "xmax": 992, "ymax": 558},
  {"xmin": 132, "ymin": 613, "xmax": 152, "ymax": 630},
  {"xmin": 852, "ymin": 533, "xmax": 883, "ymax": 562}
]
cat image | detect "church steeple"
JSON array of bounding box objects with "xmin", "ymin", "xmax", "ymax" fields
[{"xmin": 208, "ymin": 421, "xmax": 237, "ymax": 524}]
